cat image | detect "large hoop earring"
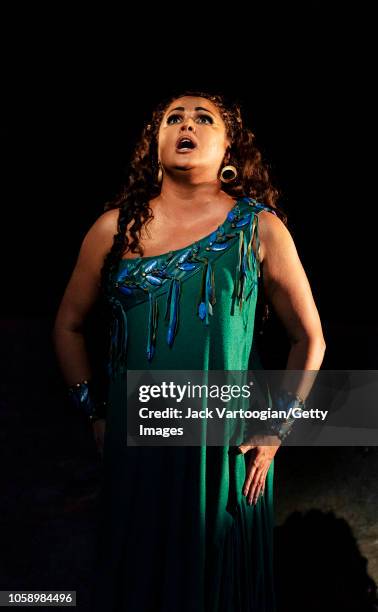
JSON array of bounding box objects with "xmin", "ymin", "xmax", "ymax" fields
[
  {"xmin": 157, "ymin": 161, "xmax": 163, "ymax": 184},
  {"xmin": 220, "ymin": 165, "xmax": 238, "ymax": 183}
]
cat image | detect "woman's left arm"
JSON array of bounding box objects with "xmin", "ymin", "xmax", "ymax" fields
[
  {"xmin": 258, "ymin": 209, "xmax": 326, "ymax": 370},
  {"xmin": 239, "ymin": 210, "xmax": 326, "ymax": 504}
]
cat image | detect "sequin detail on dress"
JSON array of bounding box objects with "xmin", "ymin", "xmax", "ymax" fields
[{"xmin": 107, "ymin": 198, "xmax": 277, "ymax": 376}]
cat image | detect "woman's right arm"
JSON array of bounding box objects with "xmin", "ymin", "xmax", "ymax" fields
[{"xmin": 52, "ymin": 209, "xmax": 119, "ymax": 386}]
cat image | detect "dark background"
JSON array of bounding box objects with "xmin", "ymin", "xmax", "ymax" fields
[
  {"xmin": 1, "ymin": 5, "xmax": 377, "ymax": 611},
  {"xmin": 2, "ymin": 6, "xmax": 376, "ymax": 368}
]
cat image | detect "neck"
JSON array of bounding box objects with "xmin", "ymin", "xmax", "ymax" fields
[{"xmin": 156, "ymin": 174, "xmax": 233, "ymax": 222}]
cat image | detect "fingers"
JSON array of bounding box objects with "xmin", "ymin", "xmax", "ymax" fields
[
  {"xmin": 248, "ymin": 465, "xmax": 269, "ymax": 505},
  {"xmin": 243, "ymin": 457, "xmax": 270, "ymax": 506},
  {"xmin": 242, "ymin": 452, "xmax": 259, "ymax": 499}
]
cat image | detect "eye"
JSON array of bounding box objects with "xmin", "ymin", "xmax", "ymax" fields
[
  {"xmin": 167, "ymin": 114, "xmax": 182, "ymax": 125},
  {"xmin": 196, "ymin": 114, "xmax": 214, "ymax": 124}
]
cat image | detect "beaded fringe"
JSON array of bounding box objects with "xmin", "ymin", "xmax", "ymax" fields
[
  {"xmin": 108, "ymin": 209, "xmax": 262, "ymax": 371},
  {"xmin": 146, "ymin": 277, "xmax": 181, "ymax": 361},
  {"xmin": 108, "ymin": 297, "xmax": 128, "ymax": 379},
  {"xmin": 147, "ymin": 291, "xmax": 159, "ymax": 361},
  {"xmin": 165, "ymin": 277, "xmax": 181, "ymax": 348},
  {"xmin": 197, "ymin": 258, "xmax": 216, "ymax": 325},
  {"xmin": 234, "ymin": 212, "xmax": 260, "ymax": 313}
]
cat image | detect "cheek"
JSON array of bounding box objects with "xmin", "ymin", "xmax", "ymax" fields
[
  {"xmin": 157, "ymin": 131, "xmax": 169, "ymax": 156},
  {"xmin": 204, "ymin": 137, "xmax": 227, "ymax": 158},
  {"xmin": 158, "ymin": 129, "xmax": 175, "ymax": 150}
]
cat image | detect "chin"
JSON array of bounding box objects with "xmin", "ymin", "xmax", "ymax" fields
[{"xmin": 169, "ymin": 161, "xmax": 196, "ymax": 171}]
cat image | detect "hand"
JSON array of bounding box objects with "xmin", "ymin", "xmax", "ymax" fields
[
  {"xmin": 92, "ymin": 418, "xmax": 106, "ymax": 458},
  {"xmin": 237, "ymin": 435, "xmax": 281, "ymax": 505}
]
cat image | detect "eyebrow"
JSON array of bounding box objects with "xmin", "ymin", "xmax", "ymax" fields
[{"xmin": 167, "ymin": 106, "xmax": 215, "ymax": 116}]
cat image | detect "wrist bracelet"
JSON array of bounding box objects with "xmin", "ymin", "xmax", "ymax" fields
[
  {"xmin": 266, "ymin": 389, "xmax": 305, "ymax": 441},
  {"xmin": 67, "ymin": 379, "xmax": 108, "ymax": 424}
]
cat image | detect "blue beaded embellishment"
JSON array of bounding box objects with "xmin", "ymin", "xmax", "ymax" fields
[{"xmin": 107, "ymin": 198, "xmax": 277, "ymax": 372}]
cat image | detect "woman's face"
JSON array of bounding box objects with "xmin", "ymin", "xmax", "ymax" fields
[{"xmin": 157, "ymin": 96, "xmax": 231, "ymax": 179}]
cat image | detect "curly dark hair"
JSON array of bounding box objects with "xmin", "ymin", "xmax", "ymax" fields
[{"xmin": 99, "ymin": 90, "xmax": 287, "ymax": 327}]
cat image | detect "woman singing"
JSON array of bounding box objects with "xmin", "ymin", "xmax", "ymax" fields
[{"xmin": 52, "ymin": 90, "xmax": 326, "ymax": 611}]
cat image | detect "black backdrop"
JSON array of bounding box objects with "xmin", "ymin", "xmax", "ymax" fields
[{"xmin": 2, "ymin": 7, "xmax": 376, "ymax": 370}]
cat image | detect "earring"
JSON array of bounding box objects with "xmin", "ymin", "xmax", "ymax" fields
[
  {"xmin": 157, "ymin": 161, "xmax": 163, "ymax": 184},
  {"xmin": 220, "ymin": 165, "xmax": 238, "ymax": 183}
]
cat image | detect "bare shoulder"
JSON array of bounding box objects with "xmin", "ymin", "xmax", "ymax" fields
[
  {"xmin": 255, "ymin": 209, "xmax": 294, "ymax": 262},
  {"xmin": 90, "ymin": 207, "xmax": 120, "ymax": 235},
  {"xmin": 91, "ymin": 207, "xmax": 137, "ymax": 238},
  {"xmin": 75, "ymin": 208, "xmax": 122, "ymax": 275},
  {"xmin": 83, "ymin": 208, "xmax": 120, "ymax": 249}
]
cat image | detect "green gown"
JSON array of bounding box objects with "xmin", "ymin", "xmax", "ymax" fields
[{"xmin": 91, "ymin": 197, "xmax": 277, "ymax": 612}]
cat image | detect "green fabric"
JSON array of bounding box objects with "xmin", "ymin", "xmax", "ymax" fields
[{"xmin": 91, "ymin": 198, "xmax": 277, "ymax": 612}]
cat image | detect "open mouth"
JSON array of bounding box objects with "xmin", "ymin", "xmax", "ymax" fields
[{"xmin": 176, "ymin": 137, "xmax": 197, "ymax": 152}]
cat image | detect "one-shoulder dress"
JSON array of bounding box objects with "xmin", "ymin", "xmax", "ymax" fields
[{"xmin": 90, "ymin": 197, "xmax": 278, "ymax": 612}]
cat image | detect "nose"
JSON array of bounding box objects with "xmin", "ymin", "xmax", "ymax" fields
[{"xmin": 180, "ymin": 117, "xmax": 195, "ymax": 132}]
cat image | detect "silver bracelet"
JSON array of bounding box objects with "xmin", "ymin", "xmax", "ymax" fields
[
  {"xmin": 67, "ymin": 379, "xmax": 108, "ymax": 423},
  {"xmin": 266, "ymin": 389, "xmax": 305, "ymax": 441}
]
